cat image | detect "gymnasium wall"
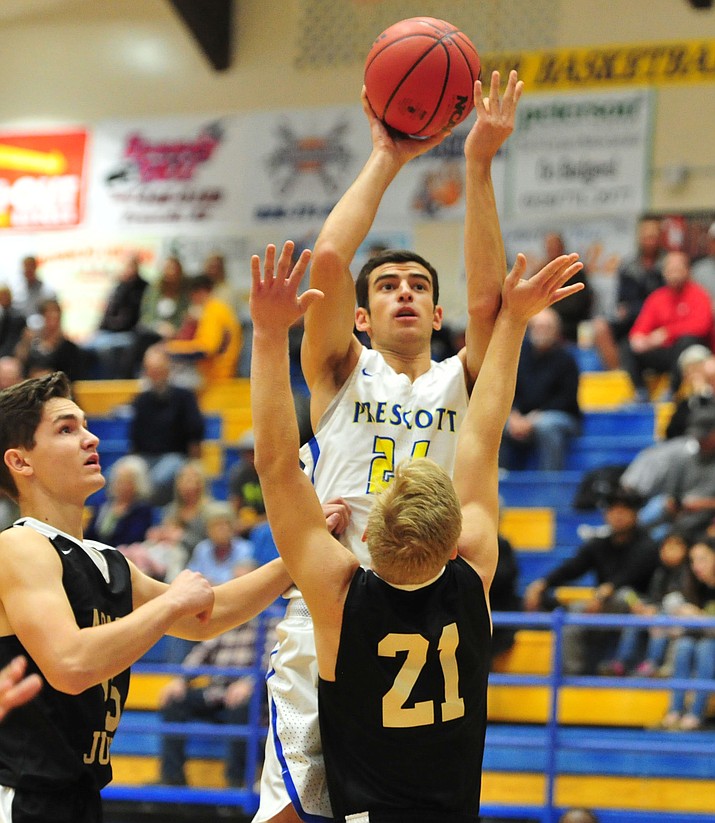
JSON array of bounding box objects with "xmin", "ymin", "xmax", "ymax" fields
[{"xmin": 0, "ymin": 0, "xmax": 713, "ymax": 325}]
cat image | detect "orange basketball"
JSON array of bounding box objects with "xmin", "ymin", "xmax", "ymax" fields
[{"xmin": 364, "ymin": 17, "xmax": 481, "ymax": 138}]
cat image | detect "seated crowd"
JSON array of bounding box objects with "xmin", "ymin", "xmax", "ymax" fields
[{"xmin": 0, "ymin": 218, "xmax": 713, "ymax": 793}]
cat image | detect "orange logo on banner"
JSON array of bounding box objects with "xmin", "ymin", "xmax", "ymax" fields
[{"xmin": 0, "ymin": 130, "xmax": 87, "ymax": 230}]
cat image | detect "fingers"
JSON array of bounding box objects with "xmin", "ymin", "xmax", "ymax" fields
[
  {"xmin": 0, "ymin": 657, "xmax": 42, "ymax": 717},
  {"xmin": 276, "ymin": 240, "xmax": 296, "ymax": 280},
  {"xmin": 263, "ymin": 243, "xmax": 278, "ymax": 284},
  {"xmin": 505, "ymin": 252, "xmax": 528, "ymax": 287}
]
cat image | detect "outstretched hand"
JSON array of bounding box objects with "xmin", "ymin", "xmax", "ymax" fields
[
  {"xmin": 465, "ymin": 69, "xmax": 524, "ymax": 162},
  {"xmin": 501, "ymin": 252, "xmax": 584, "ymax": 324},
  {"xmin": 361, "ymin": 86, "xmax": 451, "ymax": 166},
  {"xmin": 250, "ymin": 241, "xmax": 323, "ymax": 335}
]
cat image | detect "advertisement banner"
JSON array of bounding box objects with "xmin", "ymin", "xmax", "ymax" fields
[
  {"xmin": 86, "ymin": 115, "xmax": 245, "ymax": 229},
  {"xmin": 235, "ymin": 106, "xmax": 367, "ymax": 228},
  {"xmin": 505, "ymin": 89, "xmax": 652, "ymax": 221},
  {"xmin": 0, "ymin": 130, "xmax": 88, "ymax": 231}
]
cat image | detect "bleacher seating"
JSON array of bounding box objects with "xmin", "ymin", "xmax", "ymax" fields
[{"xmin": 79, "ymin": 366, "xmax": 714, "ymax": 821}]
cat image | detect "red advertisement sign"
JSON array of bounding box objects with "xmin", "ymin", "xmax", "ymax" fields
[{"xmin": 0, "ymin": 130, "xmax": 88, "ymax": 230}]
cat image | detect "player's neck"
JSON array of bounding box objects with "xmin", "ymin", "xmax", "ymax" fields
[
  {"xmin": 18, "ymin": 492, "xmax": 86, "ymax": 541},
  {"xmin": 375, "ymin": 344, "xmax": 433, "ymax": 381}
]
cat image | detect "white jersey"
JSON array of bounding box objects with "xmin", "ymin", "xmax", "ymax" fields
[{"xmin": 299, "ymin": 345, "xmax": 469, "ymax": 567}]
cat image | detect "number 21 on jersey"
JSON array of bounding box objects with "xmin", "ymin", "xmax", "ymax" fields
[{"xmin": 378, "ymin": 623, "xmax": 464, "ymax": 728}]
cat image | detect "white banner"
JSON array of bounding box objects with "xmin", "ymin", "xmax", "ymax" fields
[
  {"xmin": 234, "ymin": 106, "xmax": 367, "ymax": 228},
  {"xmin": 505, "ymin": 89, "xmax": 653, "ymax": 220},
  {"xmin": 86, "ymin": 115, "xmax": 246, "ymax": 229}
]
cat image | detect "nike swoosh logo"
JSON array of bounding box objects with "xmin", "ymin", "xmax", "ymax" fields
[
  {"xmin": 361, "ymin": 368, "xmax": 373, "ymax": 377},
  {"xmin": 60, "ymin": 547, "xmax": 72, "ymax": 555}
]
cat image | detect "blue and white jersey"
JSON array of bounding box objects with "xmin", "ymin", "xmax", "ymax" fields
[{"xmin": 299, "ymin": 345, "xmax": 469, "ymax": 567}]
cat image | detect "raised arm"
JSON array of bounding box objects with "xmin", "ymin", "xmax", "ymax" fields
[
  {"xmin": 462, "ymin": 70, "xmax": 524, "ymax": 387},
  {"xmin": 302, "ymin": 91, "xmax": 450, "ymax": 422},
  {"xmin": 454, "ymin": 253, "xmax": 583, "ymax": 587},
  {"xmin": 251, "ymin": 242, "xmax": 358, "ymax": 621}
]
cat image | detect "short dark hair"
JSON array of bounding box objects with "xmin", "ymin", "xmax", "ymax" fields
[
  {"xmin": 0, "ymin": 371, "xmax": 72, "ymax": 499},
  {"xmin": 355, "ymin": 249, "xmax": 439, "ymax": 311}
]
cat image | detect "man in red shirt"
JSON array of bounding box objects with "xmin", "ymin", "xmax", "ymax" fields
[{"xmin": 625, "ymin": 251, "xmax": 713, "ymax": 402}]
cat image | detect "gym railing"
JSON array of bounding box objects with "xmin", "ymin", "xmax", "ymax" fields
[{"xmin": 103, "ymin": 609, "xmax": 715, "ymax": 823}]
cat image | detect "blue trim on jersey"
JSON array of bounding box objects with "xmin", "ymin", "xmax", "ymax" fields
[
  {"xmin": 306, "ymin": 436, "xmax": 320, "ymax": 484},
  {"xmin": 269, "ymin": 695, "xmax": 332, "ymax": 823}
]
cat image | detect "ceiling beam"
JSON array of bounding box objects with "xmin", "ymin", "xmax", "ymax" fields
[{"xmin": 168, "ymin": 0, "xmax": 233, "ymax": 72}]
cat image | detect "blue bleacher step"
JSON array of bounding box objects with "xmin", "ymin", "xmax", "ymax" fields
[
  {"xmin": 564, "ymin": 435, "xmax": 651, "ymax": 472},
  {"xmin": 88, "ymin": 417, "xmax": 131, "ymax": 441},
  {"xmin": 485, "ymin": 725, "xmax": 715, "ymax": 779},
  {"xmin": 499, "ymin": 471, "xmax": 583, "ymax": 510},
  {"xmin": 581, "ymin": 408, "xmax": 655, "ymax": 438}
]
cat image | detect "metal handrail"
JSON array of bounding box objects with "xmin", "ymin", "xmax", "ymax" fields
[{"xmin": 106, "ymin": 608, "xmax": 715, "ymax": 822}]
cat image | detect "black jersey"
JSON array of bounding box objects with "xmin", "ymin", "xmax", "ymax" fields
[
  {"xmin": 0, "ymin": 522, "xmax": 133, "ymax": 792},
  {"xmin": 318, "ymin": 556, "xmax": 492, "ymax": 823}
]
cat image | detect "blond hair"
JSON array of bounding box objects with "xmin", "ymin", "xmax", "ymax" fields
[{"xmin": 366, "ymin": 458, "xmax": 462, "ymax": 585}]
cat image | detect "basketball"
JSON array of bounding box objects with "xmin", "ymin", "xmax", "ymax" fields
[{"xmin": 364, "ymin": 17, "xmax": 481, "ymax": 138}]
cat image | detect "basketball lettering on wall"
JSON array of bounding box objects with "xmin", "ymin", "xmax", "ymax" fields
[{"xmin": 364, "ymin": 17, "xmax": 481, "ymax": 138}]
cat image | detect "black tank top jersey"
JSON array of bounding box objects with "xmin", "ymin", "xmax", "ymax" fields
[
  {"xmin": 318, "ymin": 556, "xmax": 492, "ymax": 823},
  {"xmin": 0, "ymin": 529, "xmax": 133, "ymax": 792}
]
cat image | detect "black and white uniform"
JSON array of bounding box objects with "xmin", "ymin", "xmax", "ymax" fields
[
  {"xmin": 319, "ymin": 557, "xmax": 491, "ymax": 823},
  {"xmin": 0, "ymin": 518, "xmax": 132, "ymax": 823},
  {"xmin": 255, "ymin": 346, "xmax": 469, "ymax": 822}
]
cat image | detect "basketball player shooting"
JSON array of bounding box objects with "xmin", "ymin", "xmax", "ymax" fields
[
  {"xmin": 250, "ymin": 240, "xmax": 583, "ymax": 822},
  {"xmin": 254, "ymin": 68, "xmax": 524, "ymax": 823}
]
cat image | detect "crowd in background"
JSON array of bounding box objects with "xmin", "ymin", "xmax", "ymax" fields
[{"xmin": 0, "ymin": 214, "xmax": 713, "ymax": 783}]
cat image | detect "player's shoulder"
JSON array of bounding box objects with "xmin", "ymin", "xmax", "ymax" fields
[{"xmin": 0, "ymin": 522, "xmax": 49, "ymax": 550}]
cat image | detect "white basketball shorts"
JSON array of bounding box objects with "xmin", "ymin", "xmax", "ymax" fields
[{"xmin": 252, "ymin": 598, "xmax": 333, "ymax": 822}]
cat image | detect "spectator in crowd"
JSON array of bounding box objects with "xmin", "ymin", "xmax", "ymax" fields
[
  {"xmin": 539, "ymin": 232, "xmax": 593, "ymax": 344},
  {"xmin": 203, "ymin": 253, "xmax": 245, "ymax": 318},
  {"xmin": 157, "ymin": 612, "xmax": 278, "ymax": 788},
  {"xmin": 164, "ymin": 274, "xmax": 242, "ymax": 387},
  {"xmin": 85, "ymin": 253, "xmax": 148, "ymax": 378},
  {"xmin": 664, "ymin": 347, "xmax": 715, "ymax": 439},
  {"xmin": 84, "ymin": 454, "xmax": 155, "ymax": 549},
  {"xmin": 592, "ymin": 217, "xmax": 665, "ymax": 370},
  {"xmin": 636, "ymin": 404, "xmax": 715, "ymax": 541},
  {"xmin": 624, "ymin": 251, "xmax": 713, "ymax": 402},
  {"xmin": 157, "ymin": 460, "xmax": 214, "ymax": 568},
  {"xmin": 0, "ymin": 356, "xmax": 22, "ymax": 391},
  {"xmin": 499, "ymin": 307, "xmax": 581, "ymax": 471},
  {"xmin": 523, "ymin": 485, "xmax": 659, "ymax": 674},
  {"xmin": 0, "ymin": 286, "xmax": 26, "ymax": 358},
  {"xmin": 599, "ymin": 529, "xmax": 694, "ymax": 676},
  {"xmin": 691, "ymin": 221, "xmax": 715, "ymax": 303},
  {"xmin": 127, "ymin": 255, "xmax": 190, "ymax": 376},
  {"xmin": 227, "ymin": 430, "xmax": 265, "ymax": 537},
  {"xmin": 659, "ymin": 536, "xmax": 715, "ymax": 730},
  {"xmin": 129, "ymin": 344, "xmax": 205, "ymax": 505},
  {"xmin": 14, "ymin": 255, "xmax": 56, "ymax": 321},
  {"xmin": 119, "ymin": 458, "xmax": 216, "ymax": 669},
  {"xmin": 187, "ymin": 502, "xmax": 256, "ymax": 585},
  {"xmin": 14, "ymin": 298, "xmax": 89, "ymax": 381},
  {"xmin": 490, "ymin": 533, "xmax": 521, "ymax": 661}
]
